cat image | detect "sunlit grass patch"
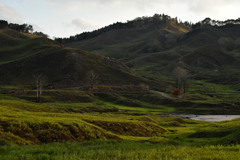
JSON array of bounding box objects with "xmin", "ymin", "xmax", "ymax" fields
[{"xmin": 1, "ymin": 141, "xmax": 240, "ymax": 160}]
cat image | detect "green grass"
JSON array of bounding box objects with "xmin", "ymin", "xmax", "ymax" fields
[
  {"xmin": 1, "ymin": 141, "xmax": 240, "ymax": 160},
  {"xmin": 1, "ymin": 87, "xmax": 240, "ymax": 159}
]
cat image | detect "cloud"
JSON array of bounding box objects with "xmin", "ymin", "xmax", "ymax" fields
[
  {"xmin": 187, "ymin": 0, "xmax": 240, "ymax": 14},
  {"xmin": 70, "ymin": 18, "xmax": 99, "ymax": 31},
  {"xmin": 0, "ymin": 1, "xmax": 23, "ymax": 22},
  {"xmin": 47, "ymin": 0, "xmax": 123, "ymax": 11},
  {"xmin": 31, "ymin": 23, "xmax": 44, "ymax": 32}
]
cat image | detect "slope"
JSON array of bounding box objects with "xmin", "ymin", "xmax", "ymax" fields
[
  {"xmin": 66, "ymin": 18, "xmax": 191, "ymax": 60},
  {"xmin": 67, "ymin": 20, "xmax": 240, "ymax": 86},
  {"xmin": 132, "ymin": 24, "xmax": 240, "ymax": 86},
  {"xmin": 0, "ymin": 28, "xmax": 149, "ymax": 88}
]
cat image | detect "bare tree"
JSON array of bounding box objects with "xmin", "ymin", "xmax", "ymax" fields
[
  {"xmin": 85, "ymin": 70, "xmax": 99, "ymax": 91},
  {"xmin": 33, "ymin": 73, "xmax": 46, "ymax": 103},
  {"xmin": 172, "ymin": 67, "xmax": 190, "ymax": 93}
]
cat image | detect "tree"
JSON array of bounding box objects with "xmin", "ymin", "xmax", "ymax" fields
[
  {"xmin": 0, "ymin": 20, "xmax": 8, "ymax": 29},
  {"xmin": 33, "ymin": 31, "xmax": 49, "ymax": 38},
  {"xmin": 33, "ymin": 74, "xmax": 46, "ymax": 103},
  {"xmin": 85, "ymin": 70, "xmax": 99, "ymax": 91},
  {"xmin": 172, "ymin": 89, "xmax": 181, "ymax": 99},
  {"xmin": 172, "ymin": 67, "xmax": 190, "ymax": 93}
]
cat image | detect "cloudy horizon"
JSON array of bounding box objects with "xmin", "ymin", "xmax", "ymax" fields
[{"xmin": 0, "ymin": 0, "xmax": 239, "ymax": 38}]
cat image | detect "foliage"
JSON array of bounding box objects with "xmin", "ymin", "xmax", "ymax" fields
[
  {"xmin": 192, "ymin": 17, "xmax": 240, "ymax": 30},
  {"xmin": 32, "ymin": 31, "xmax": 49, "ymax": 38},
  {"xmin": 0, "ymin": 20, "xmax": 8, "ymax": 29},
  {"xmin": 172, "ymin": 89, "xmax": 181, "ymax": 97},
  {"xmin": 8, "ymin": 23, "xmax": 33, "ymax": 33}
]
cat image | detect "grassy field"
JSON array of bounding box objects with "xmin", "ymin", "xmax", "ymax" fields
[
  {"xmin": 1, "ymin": 85, "xmax": 240, "ymax": 159},
  {"xmin": 1, "ymin": 141, "xmax": 240, "ymax": 160}
]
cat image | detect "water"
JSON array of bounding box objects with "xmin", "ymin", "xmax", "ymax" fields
[{"xmin": 170, "ymin": 114, "xmax": 240, "ymax": 122}]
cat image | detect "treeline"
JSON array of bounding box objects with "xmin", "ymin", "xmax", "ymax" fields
[
  {"xmin": 192, "ymin": 17, "xmax": 240, "ymax": 30},
  {"xmin": 54, "ymin": 13, "xmax": 192, "ymax": 44},
  {"xmin": 0, "ymin": 20, "xmax": 8, "ymax": 29},
  {"xmin": 0, "ymin": 20, "xmax": 33, "ymax": 33},
  {"xmin": 0, "ymin": 20, "xmax": 49, "ymax": 38},
  {"xmin": 55, "ymin": 14, "xmax": 240, "ymax": 45}
]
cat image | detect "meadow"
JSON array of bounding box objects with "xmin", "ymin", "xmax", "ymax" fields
[
  {"xmin": 1, "ymin": 84, "xmax": 240, "ymax": 160},
  {"xmin": 1, "ymin": 141, "xmax": 240, "ymax": 160}
]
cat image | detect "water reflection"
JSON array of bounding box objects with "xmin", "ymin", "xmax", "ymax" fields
[{"xmin": 170, "ymin": 114, "xmax": 240, "ymax": 122}]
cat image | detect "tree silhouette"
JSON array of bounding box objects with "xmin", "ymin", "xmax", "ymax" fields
[
  {"xmin": 33, "ymin": 74, "xmax": 46, "ymax": 103},
  {"xmin": 85, "ymin": 70, "xmax": 99, "ymax": 91}
]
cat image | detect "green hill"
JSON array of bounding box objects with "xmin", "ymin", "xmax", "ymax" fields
[
  {"xmin": 65, "ymin": 18, "xmax": 240, "ymax": 87},
  {"xmin": 0, "ymin": 28, "xmax": 151, "ymax": 88},
  {"xmin": 66, "ymin": 18, "xmax": 190, "ymax": 59}
]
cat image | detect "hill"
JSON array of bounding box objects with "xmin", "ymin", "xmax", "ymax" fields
[
  {"xmin": 0, "ymin": 28, "xmax": 151, "ymax": 88},
  {"xmin": 65, "ymin": 17, "xmax": 240, "ymax": 88},
  {"xmin": 65, "ymin": 15, "xmax": 191, "ymax": 59}
]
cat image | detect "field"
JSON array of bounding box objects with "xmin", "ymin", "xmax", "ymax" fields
[
  {"xmin": 1, "ymin": 85, "xmax": 240, "ymax": 160},
  {"xmin": 1, "ymin": 141, "xmax": 240, "ymax": 160},
  {"xmin": 1, "ymin": 24, "xmax": 240, "ymax": 159}
]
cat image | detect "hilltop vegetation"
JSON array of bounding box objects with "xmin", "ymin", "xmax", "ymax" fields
[{"xmin": 55, "ymin": 14, "xmax": 191, "ymax": 45}]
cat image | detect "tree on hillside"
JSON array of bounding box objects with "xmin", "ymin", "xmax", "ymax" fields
[
  {"xmin": 8, "ymin": 23, "xmax": 33, "ymax": 33},
  {"xmin": 172, "ymin": 67, "xmax": 190, "ymax": 93},
  {"xmin": 33, "ymin": 74, "xmax": 46, "ymax": 103},
  {"xmin": 85, "ymin": 70, "xmax": 99, "ymax": 91},
  {"xmin": 0, "ymin": 20, "xmax": 8, "ymax": 29},
  {"xmin": 33, "ymin": 31, "xmax": 49, "ymax": 38},
  {"xmin": 172, "ymin": 88, "xmax": 181, "ymax": 99},
  {"xmin": 21, "ymin": 24, "xmax": 33, "ymax": 33}
]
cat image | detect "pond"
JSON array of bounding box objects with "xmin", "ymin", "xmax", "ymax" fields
[{"xmin": 170, "ymin": 114, "xmax": 240, "ymax": 122}]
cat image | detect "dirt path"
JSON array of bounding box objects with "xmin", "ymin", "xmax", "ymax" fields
[{"xmin": 150, "ymin": 90, "xmax": 174, "ymax": 99}]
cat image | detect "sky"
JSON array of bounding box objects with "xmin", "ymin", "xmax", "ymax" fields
[{"xmin": 0, "ymin": 0, "xmax": 239, "ymax": 38}]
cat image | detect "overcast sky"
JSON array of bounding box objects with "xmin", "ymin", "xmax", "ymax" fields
[{"xmin": 0, "ymin": 0, "xmax": 239, "ymax": 38}]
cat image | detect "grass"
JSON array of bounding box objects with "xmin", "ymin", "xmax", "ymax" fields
[
  {"xmin": 1, "ymin": 87, "xmax": 240, "ymax": 159},
  {"xmin": 1, "ymin": 141, "xmax": 240, "ymax": 160}
]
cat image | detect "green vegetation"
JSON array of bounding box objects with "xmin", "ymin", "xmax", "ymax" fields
[
  {"xmin": 0, "ymin": 28, "xmax": 152, "ymax": 88},
  {"xmin": 1, "ymin": 85, "xmax": 240, "ymax": 159},
  {"xmin": 1, "ymin": 141, "xmax": 240, "ymax": 160},
  {"xmin": 1, "ymin": 17, "xmax": 240, "ymax": 159}
]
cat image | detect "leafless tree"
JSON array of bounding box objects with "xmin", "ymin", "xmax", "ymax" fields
[
  {"xmin": 33, "ymin": 73, "xmax": 46, "ymax": 103},
  {"xmin": 172, "ymin": 67, "xmax": 190, "ymax": 93},
  {"xmin": 85, "ymin": 70, "xmax": 99, "ymax": 91}
]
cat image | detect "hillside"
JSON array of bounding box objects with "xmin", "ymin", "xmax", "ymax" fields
[
  {"xmin": 0, "ymin": 28, "xmax": 150, "ymax": 88},
  {"xmin": 65, "ymin": 17, "xmax": 240, "ymax": 87},
  {"xmin": 66, "ymin": 18, "xmax": 191, "ymax": 59}
]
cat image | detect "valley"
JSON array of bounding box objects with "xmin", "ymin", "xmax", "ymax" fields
[{"xmin": 1, "ymin": 16, "xmax": 240, "ymax": 159}]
